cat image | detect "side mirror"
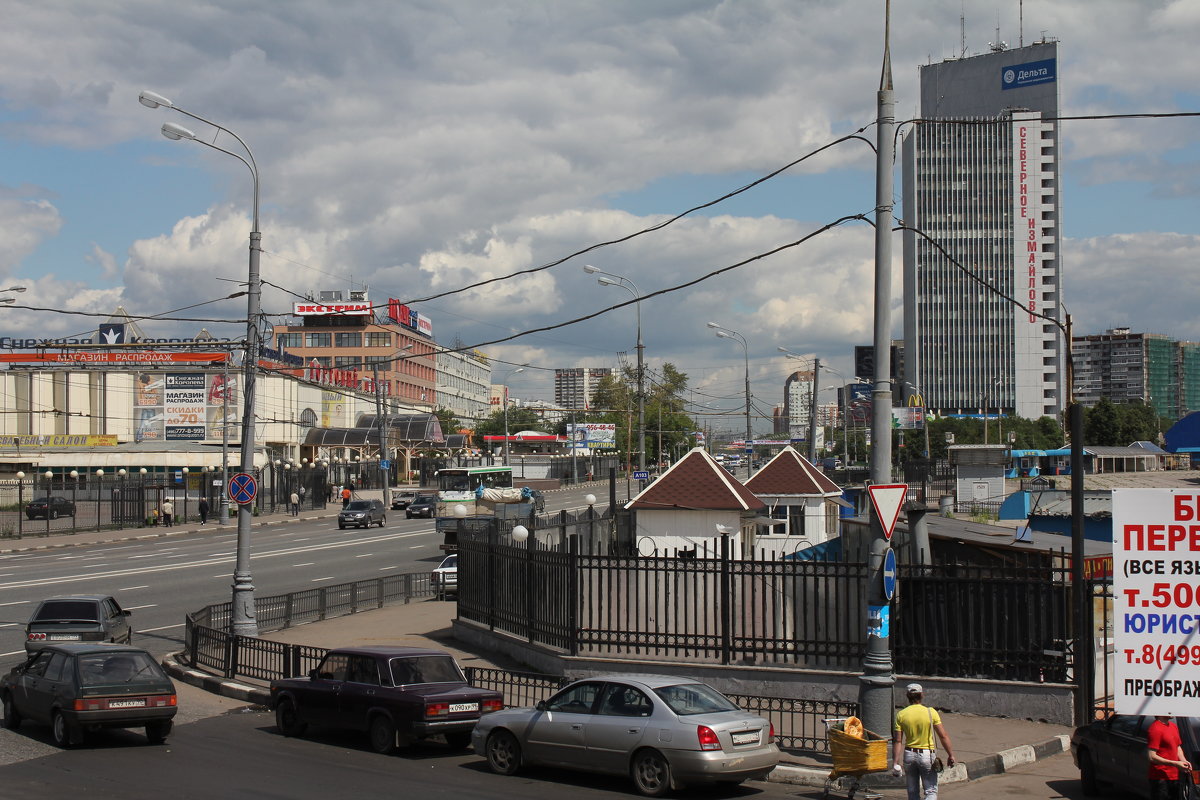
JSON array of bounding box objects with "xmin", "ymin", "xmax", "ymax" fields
[
  {"xmin": 122, "ymin": 610, "xmax": 132, "ymax": 616},
  {"xmin": 536, "ymin": 701, "xmax": 547, "ymax": 712}
]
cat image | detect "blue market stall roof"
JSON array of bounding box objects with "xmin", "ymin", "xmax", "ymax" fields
[
  {"xmin": 1166, "ymin": 412, "xmax": 1200, "ymax": 453},
  {"xmin": 302, "ymin": 413, "xmax": 444, "ymax": 448}
]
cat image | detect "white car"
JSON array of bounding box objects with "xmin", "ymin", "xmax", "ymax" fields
[{"xmin": 431, "ymin": 554, "xmax": 457, "ymax": 598}]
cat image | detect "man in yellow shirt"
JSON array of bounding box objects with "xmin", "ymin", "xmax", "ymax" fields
[{"xmin": 892, "ymin": 683, "xmax": 957, "ymax": 799}]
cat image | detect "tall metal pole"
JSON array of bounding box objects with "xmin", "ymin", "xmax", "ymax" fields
[
  {"xmin": 583, "ymin": 267, "xmax": 645, "ymax": 475},
  {"xmin": 808, "ymin": 357, "xmax": 821, "ymax": 462},
  {"xmin": 742, "ymin": 344, "xmax": 752, "ymax": 480},
  {"xmin": 219, "ymin": 358, "xmax": 229, "ymax": 526},
  {"xmin": 860, "ymin": 0, "xmax": 896, "ymax": 740},
  {"xmin": 373, "ymin": 363, "xmax": 391, "ymax": 508}
]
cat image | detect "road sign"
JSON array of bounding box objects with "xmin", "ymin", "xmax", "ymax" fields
[
  {"xmin": 883, "ymin": 548, "xmax": 897, "ymax": 600},
  {"xmin": 868, "ymin": 483, "xmax": 908, "ymax": 540},
  {"xmin": 633, "ymin": 471, "xmax": 650, "ymax": 481},
  {"xmin": 380, "ymin": 459, "xmax": 391, "ymax": 470},
  {"xmin": 228, "ymin": 472, "xmax": 257, "ymax": 505}
]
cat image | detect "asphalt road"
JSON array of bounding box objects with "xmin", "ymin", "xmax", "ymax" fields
[{"xmin": 0, "ymin": 486, "xmax": 618, "ymax": 665}]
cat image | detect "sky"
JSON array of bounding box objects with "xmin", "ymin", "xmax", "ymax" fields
[{"xmin": 1, "ymin": 0, "xmax": 1198, "ymax": 434}]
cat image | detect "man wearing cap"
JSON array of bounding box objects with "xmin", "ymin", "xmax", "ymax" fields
[{"xmin": 892, "ymin": 683, "xmax": 957, "ymax": 799}]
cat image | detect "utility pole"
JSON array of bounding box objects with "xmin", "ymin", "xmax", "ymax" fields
[
  {"xmin": 860, "ymin": 0, "xmax": 897, "ymax": 741},
  {"xmin": 373, "ymin": 363, "xmax": 391, "ymax": 508},
  {"xmin": 219, "ymin": 359, "xmax": 230, "ymax": 526},
  {"xmin": 808, "ymin": 357, "xmax": 821, "ymax": 462}
]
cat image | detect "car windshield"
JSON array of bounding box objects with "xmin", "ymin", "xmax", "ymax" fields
[
  {"xmin": 33, "ymin": 600, "xmax": 99, "ymax": 622},
  {"xmin": 438, "ymin": 555, "xmax": 457, "ymax": 569},
  {"xmin": 78, "ymin": 651, "xmax": 165, "ymax": 685},
  {"xmin": 653, "ymin": 683, "xmax": 740, "ymax": 715},
  {"xmin": 388, "ymin": 655, "xmax": 465, "ymax": 685},
  {"xmin": 414, "ymin": 495, "xmax": 435, "ymax": 503},
  {"xmin": 345, "ymin": 501, "xmax": 372, "ymax": 511}
]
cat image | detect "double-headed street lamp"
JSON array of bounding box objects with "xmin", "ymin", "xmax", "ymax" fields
[
  {"xmin": 500, "ymin": 367, "xmax": 525, "ymax": 466},
  {"xmin": 708, "ymin": 323, "xmax": 752, "ymax": 480},
  {"xmin": 140, "ymin": 89, "xmax": 262, "ymax": 637},
  {"xmin": 0, "ymin": 286, "xmax": 27, "ymax": 304},
  {"xmin": 583, "ymin": 265, "xmax": 645, "ymax": 474}
]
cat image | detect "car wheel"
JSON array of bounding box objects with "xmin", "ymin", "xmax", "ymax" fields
[
  {"xmin": 1078, "ymin": 748, "xmax": 1100, "ymax": 796},
  {"xmin": 368, "ymin": 714, "xmax": 397, "ymax": 754},
  {"xmin": 631, "ymin": 748, "xmax": 673, "ymax": 797},
  {"xmin": 444, "ymin": 731, "xmax": 472, "ymax": 750},
  {"xmin": 338, "ymin": 523, "xmax": 346, "ymax": 530},
  {"xmin": 406, "ymin": 512, "xmax": 412, "ymax": 519},
  {"xmin": 2, "ymin": 693, "xmax": 21, "ymax": 730},
  {"xmin": 379, "ymin": 515, "xmax": 385, "ymax": 527},
  {"xmin": 275, "ymin": 698, "xmax": 307, "ymax": 737},
  {"xmin": 486, "ymin": 729, "xmax": 522, "ymax": 775},
  {"xmin": 145, "ymin": 720, "xmax": 172, "ymax": 744},
  {"xmin": 51, "ymin": 710, "xmax": 77, "ymax": 748}
]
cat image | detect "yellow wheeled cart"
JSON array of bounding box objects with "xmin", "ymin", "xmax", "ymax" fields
[{"xmin": 821, "ymin": 718, "xmax": 889, "ymax": 800}]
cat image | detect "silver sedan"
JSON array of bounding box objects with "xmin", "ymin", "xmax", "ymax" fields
[{"xmin": 472, "ymin": 674, "xmax": 779, "ymax": 796}]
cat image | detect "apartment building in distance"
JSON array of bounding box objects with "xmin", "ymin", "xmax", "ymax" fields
[
  {"xmin": 1073, "ymin": 328, "xmax": 1200, "ymax": 421},
  {"xmin": 554, "ymin": 367, "xmax": 612, "ymax": 410}
]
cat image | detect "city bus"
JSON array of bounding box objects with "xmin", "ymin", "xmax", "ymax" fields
[{"xmin": 434, "ymin": 466, "xmax": 514, "ymax": 503}]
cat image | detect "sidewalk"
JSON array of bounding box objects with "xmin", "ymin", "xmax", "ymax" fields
[{"xmin": 163, "ymin": 596, "xmax": 1075, "ymax": 790}]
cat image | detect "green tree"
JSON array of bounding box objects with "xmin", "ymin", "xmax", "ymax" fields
[
  {"xmin": 471, "ymin": 407, "xmax": 544, "ymax": 449},
  {"xmin": 433, "ymin": 407, "xmax": 463, "ymax": 436},
  {"xmin": 1084, "ymin": 398, "xmax": 1121, "ymax": 446}
]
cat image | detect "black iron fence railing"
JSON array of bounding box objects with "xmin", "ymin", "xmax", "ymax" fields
[
  {"xmin": 184, "ymin": 572, "xmax": 433, "ymax": 680},
  {"xmin": 0, "ymin": 469, "xmax": 331, "ymax": 540},
  {"xmin": 458, "ymin": 522, "xmax": 1087, "ymax": 684}
]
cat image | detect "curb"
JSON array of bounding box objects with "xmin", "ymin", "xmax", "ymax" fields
[
  {"xmin": 765, "ymin": 734, "xmax": 1070, "ymax": 787},
  {"xmin": 162, "ymin": 652, "xmax": 271, "ymax": 706}
]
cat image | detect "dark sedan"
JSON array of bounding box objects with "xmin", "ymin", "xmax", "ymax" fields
[
  {"xmin": 406, "ymin": 494, "xmax": 438, "ymax": 519},
  {"xmin": 25, "ymin": 595, "xmax": 133, "ymax": 654},
  {"xmin": 269, "ymin": 646, "xmax": 503, "ymax": 754},
  {"xmin": 1072, "ymin": 714, "xmax": 1200, "ymax": 796},
  {"xmin": 25, "ymin": 496, "xmax": 76, "ymax": 520},
  {"xmin": 1, "ymin": 643, "xmax": 177, "ymax": 748}
]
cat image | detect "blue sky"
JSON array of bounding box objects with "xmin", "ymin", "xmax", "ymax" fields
[{"xmin": 1, "ymin": 1, "xmax": 1198, "ymax": 432}]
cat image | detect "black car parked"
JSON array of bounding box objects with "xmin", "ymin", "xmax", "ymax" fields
[
  {"xmin": 1, "ymin": 643, "xmax": 177, "ymax": 748},
  {"xmin": 406, "ymin": 494, "xmax": 438, "ymax": 519},
  {"xmin": 338, "ymin": 499, "xmax": 386, "ymax": 529},
  {"xmin": 269, "ymin": 646, "xmax": 503, "ymax": 754},
  {"xmin": 25, "ymin": 496, "xmax": 76, "ymax": 520},
  {"xmin": 1072, "ymin": 714, "xmax": 1200, "ymax": 797}
]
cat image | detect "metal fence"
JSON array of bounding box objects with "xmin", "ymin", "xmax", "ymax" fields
[
  {"xmin": 458, "ymin": 522, "xmax": 1086, "ymax": 683},
  {"xmin": 0, "ymin": 468, "xmax": 330, "ymax": 539},
  {"xmin": 185, "ymin": 572, "xmax": 433, "ymax": 680}
]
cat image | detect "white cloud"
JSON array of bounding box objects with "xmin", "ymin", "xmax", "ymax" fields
[{"xmin": 0, "ymin": 192, "xmax": 62, "ymax": 276}]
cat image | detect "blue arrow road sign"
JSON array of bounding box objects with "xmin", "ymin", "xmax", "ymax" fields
[
  {"xmin": 883, "ymin": 547, "xmax": 897, "ymax": 601},
  {"xmin": 228, "ymin": 472, "xmax": 257, "ymax": 505},
  {"xmin": 380, "ymin": 459, "xmax": 391, "ymax": 470}
]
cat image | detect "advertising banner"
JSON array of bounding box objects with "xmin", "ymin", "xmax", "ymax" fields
[
  {"xmin": 135, "ymin": 372, "xmax": 239, "ymax": 442},
  {"xmin": 567, "ymin": 423, "xmax": 617, "ymax": 449},
  {"xmin": 892, "ymin": 407, "xmax": 926, "ymax": 430},
  {"xmin": 0, "ymin": 435, "xmax": 118, "ymax": 448},
  {"xmin": 1112, "ymin": 489, "xmax": 1200, "ymax": 716}
]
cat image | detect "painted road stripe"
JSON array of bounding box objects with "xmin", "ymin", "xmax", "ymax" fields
[
  {"xmin": 293, "ymin": 562, "xmax": 315, "ymax": 567},
  {"xmin": 138, "ymin": 623, "xmax": 185, "ymax": 633},
  {"xmin": 120, "ymin": 585, "xmax": 150, "ymax": 591},
  {"xmin": 311, "ymin": 576, "xmax": 335, "ymax": 582},
  {"xmin": 355, "ymin": 553, "xmax": 373, "ymax": 558},
  {"xmin": 124, "ymin": 604, "xmax": 158, "ymax": 610},
  {"xmin": 0, "ymin": 600, "xmax": 29, "ymax": 606}
]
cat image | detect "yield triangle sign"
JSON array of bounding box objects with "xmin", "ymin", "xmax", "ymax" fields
[{"xmin": 868, "ymin": 483, "xmax": 908, "ymax": 540}]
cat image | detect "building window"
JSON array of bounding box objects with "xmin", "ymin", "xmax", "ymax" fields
[
  {"xmin": 335, "ymin": 356, "xmax": 362, "ymax": 369},
  {"xmin": 335, "ymin": 332, "xmax": 362, "ymax": 348},
  {"xmin": 310, "ymin": 356, "xmax": 331, "ymax": 367},
  {"xmin": 277, "ymin": 332, "xmax": 302, "ymax": 349},
  {"xmin": 366, "ymin": 332, "xmax": 391, "ymax": 347},
  {"xmin": 305, "ymin": 332, "xmax": 331, "ymax": 348}
]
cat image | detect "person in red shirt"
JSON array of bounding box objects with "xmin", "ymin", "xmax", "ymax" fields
[{"xmin": 1148, "ymin": 715, "xmax": 1191, "ymax": 800}]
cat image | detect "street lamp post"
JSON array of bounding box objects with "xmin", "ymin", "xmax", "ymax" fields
[
  {"xmin": 709, "ymin": 323, "xmax": 752, "ymax": 480},
  {"xmin": 500, "ymin": 367, "xmax": 525, "ymax": 467},
  {"xmin": 141, "ymin": 89, "xmax": 262, "ymax": 636},
  {"xmin": 778, "ymin": 348, "xmax": 822, "ymax": 463},
  {"xmin": 584, "ymin": 265, "xmax": 645, "ymax": 476}
]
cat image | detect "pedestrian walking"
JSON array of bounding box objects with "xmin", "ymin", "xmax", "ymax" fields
[
  {"xmin": 341, "ymin": 486, "xmax": 352, "ymax": 508},
  {"xmin": 298, "ymin": 485, "xmax": 307, "ymax": 507},
  {"xmin": 290, "ymin": 491, "xmax": 300, "ymax": 516},
  {"xmin": 892, "ymin": 683, "xmax": 957, "ymax": 800},
  {"xmin": 198, "ymin": 497, "xmax": 210, "ymax": 525},
  {"xmin": 161, "ymin": 499, "xmax": 174, "ymax": 527},
  {"xmin": 1148, "ymin": 715, "xmax": 1191, "ymax": 799}
]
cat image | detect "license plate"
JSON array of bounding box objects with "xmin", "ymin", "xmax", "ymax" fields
[
  {"xmin": 731, "ymin": 731, "xmax": 760, "ymax": 746},
  {"xmin": 108, "ymin": 699, "xmax": 146, "ymax": 709},
  {"xmin": 49, "ymin": 634, "xmax": 81, "ymax": 641},
  {"xmin": 449, "ymin": 702, "xmax": 479, "ymax": 713}
]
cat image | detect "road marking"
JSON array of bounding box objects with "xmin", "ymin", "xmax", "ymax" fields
[
  {"xmin": 409, "ymin": 545, "xmax": 424, "ymax": 549},
  {"xmin": 0, "ymin": 623, "xmax": 15, "ymax": 628},
  {"xmin": 0, "ymin": 573, "xmax": 14, "ymax": 577},
  {"xmin": 1, "ymin": 650, "xmax": 25, "ymax": 658},
  {"xmin": 355, "ymin": 553, "xmax": 373, "ymax": 558},
  {"xmin": 293, "ymin": 538, "xmax": 309, "ymax": 542},
  {"xmin": 311, "ymin": 576, "xmax": 335, "ymax": 582},
  {"xmin": 379, "ymin": 566, "xmax": 397, "ymax": 571},
  {"xmin": 293, "ymin": 562, "xmax": 315, "ymax": 567},
  {"xmin": 119, "ymin": 585, "xmax": 150, "ymax": 591},
  {"xmin": 138, "ymin": 623, "xmax": 184, "ymax": 633},
  {"xmin": 0, "ymin": 529, "xmax": 434, "ymax": 591},
  {"xmin": 124, "ymin": 604, "xmax": 158, "ymax": 610},
  {"xmin": 83, "ymin": 564, "xmax": 110, "ymax": 568},
  {"xmin": 0, "ymin": 600, "xmax": 29, "ymax": 606}
]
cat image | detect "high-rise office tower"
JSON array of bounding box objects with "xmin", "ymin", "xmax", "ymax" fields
[{"xmin": 902, "ymin": 39, "xmax": 1065, "ymax": 421}]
